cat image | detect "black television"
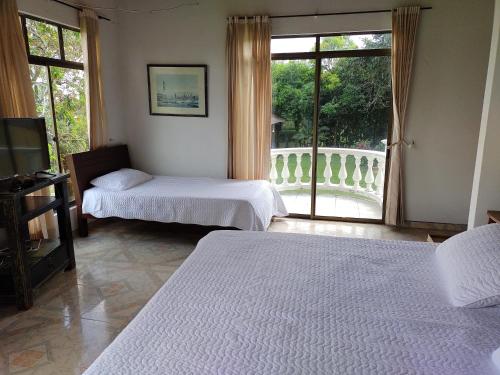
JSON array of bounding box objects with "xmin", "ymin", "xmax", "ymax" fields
[{"xmin": 0, "ymin": 118, "xmax": 51, "ymax": 179}]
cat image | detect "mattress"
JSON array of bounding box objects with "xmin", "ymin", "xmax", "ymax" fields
[
  {"xmin": 84, "ymin": 231, "xmax": 500, "ymax": 375},
  {"xmin": 82, "ymin": 176, "xmax": 288, "ymax": 231}
]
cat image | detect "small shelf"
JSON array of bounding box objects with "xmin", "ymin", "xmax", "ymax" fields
[
  {"xmin": 21, "ymin": 196, "xmax": 62, "ymax": 222},
  {"xmin": 28, "ymin": 239, "xmax": 61, "ymax": 266},
  {"xmin": 0, "ymin": 173, "xmax": 74, "ymax": 310},
  {"xmin": 0, "ymin": 239, "xmax": 62, "ymax": 273}
]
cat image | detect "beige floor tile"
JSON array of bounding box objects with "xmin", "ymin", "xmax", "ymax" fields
[{"xmin": 0, "ymin": 217, "xmax": 426, "ymax": 374}]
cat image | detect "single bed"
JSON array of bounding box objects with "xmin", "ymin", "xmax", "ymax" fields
[
  {"xmin": 67, "ymin": 145, "xmax": 287, "ymax": 235},
  {"xmin": 84, "ymin": 231, "xmax": 500, "ymax": 374}
]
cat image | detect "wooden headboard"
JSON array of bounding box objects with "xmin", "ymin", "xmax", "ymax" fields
[{"xmin": 66, "ymin": 144, "xmax": 131, "ymax": 207}]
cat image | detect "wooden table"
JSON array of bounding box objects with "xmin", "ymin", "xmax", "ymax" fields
[{"xmin": 487, "ymin": 210, "xmax": 500, "ymax": 224}]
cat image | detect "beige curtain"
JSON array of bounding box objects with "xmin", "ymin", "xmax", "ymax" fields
[
  {"xmin": 226, "ymin": 16, "xmax": 271, "ymax": 180},
  {"xmin": 0, "ymin": 0, "xmax": 53, "ymax": 239},
  {"xmin": 385, "ymin": 6, "xmax": 421, "ymax": 226},
  {"xmin": 80, "ymin": 8, "xmax": 107, "ymax": 150}
]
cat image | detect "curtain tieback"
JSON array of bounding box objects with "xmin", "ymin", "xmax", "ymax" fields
[{"xmin": 387, "ymin": 138, "xmax": 415, "ymax": 149}]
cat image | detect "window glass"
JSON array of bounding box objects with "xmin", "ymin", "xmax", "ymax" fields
[
  {"xmin": 320, "ymin": 34, "xmax": 391, "ymax": 51},
  {"xmin": 271, "ymin": 37, "xmax": 316, "ymax": 53},
  {"xmin": 26, "ymin": 18, "xmax": 60, "ymax": 58},
  {"xmin": 29, "ymin": 64, "xmax": 59, "ymax": 172},
  {"xmin": 50, "ymin": 67, "xmax": 88, "ymax": 173},
  {"xmin": 62, "ymin": 28, "xmax": 83, "ymax": 62}
]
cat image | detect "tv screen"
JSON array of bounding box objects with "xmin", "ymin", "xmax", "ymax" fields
[{"xmin": 0, "ymin": 118, "xmax": 51, "ymax": 178}]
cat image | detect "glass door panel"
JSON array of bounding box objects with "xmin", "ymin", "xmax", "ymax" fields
[
  {"xmin": 315, "ymin": 55, "xmax": 391, "ymax": 219},
  {"xmin": 29, "ymin": 64, "xmax": 59, "ymax": 173},
  {"xmin": 271, "ymin": 59, "xmax": 315, "ymax": 215},
  {"xmin": 50, "ymin": 67, "xmax": 88, "ymax": 200}
]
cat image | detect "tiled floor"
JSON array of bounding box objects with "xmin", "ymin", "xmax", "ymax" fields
[
  {"xmin": 279, "ymin": 191, "xmax": 382, "ymax": 219},
  {"xmin": 0, "ymin": 218, "xmax": 427, "ymax": 374}
]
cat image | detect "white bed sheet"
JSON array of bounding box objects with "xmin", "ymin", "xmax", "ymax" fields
[
  {"xmin": 82, "ymin": 176, "xmax": 288, "ymax": 231},
  {"xmin": 84, "ymin": 231, "xmax": 500, "ymax": 375}
]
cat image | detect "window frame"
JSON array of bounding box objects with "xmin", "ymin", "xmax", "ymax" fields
[
  {"xmin": 271, "ymin": 31, "xmax": 391, "ymax": 60},
  {"xmin": 271, "ymin": 31, "xmax": 392, "ymax": 223},
  {"xmin": 20, "ymin": 14, "xmax": 86, "ymax": 174}
]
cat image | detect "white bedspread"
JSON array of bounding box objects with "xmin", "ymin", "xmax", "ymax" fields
[
  {"xmin": 82, "ymin": 176, "xmax": 288, "ymax": 231},
  {"xmin": 84, "ymin": 231, "xmax": 500, "ymax": 375}
]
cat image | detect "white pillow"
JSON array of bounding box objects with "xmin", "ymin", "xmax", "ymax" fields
[
  {"xmin": 493, "ymin": 347, "xmax": 500, "ymax": 371},
  {"xmin": 90, "ymin": 168, "xmax": 152, "ymax": 191},
  {"xmin": 436, "ymin": 223, "xmax": 500, "ymax": 308}
]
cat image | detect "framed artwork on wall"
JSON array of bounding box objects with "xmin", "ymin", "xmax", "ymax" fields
[{"xmin": 147, "ymin": 64, "xmax": 208, "ymax": 117}]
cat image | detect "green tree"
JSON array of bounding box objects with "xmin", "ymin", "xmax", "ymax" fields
[
  {"xmin": 272, "ymin": 34, "xmax": 391, "ymax": 151},
  {"xmin": 27, "ymin": 19, "xmax": 88, "ymax": 172}
]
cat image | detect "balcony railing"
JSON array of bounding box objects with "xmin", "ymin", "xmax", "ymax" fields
[{"xmin": 270, "ymin": 147, "xmax": 386, "ymax": 205}]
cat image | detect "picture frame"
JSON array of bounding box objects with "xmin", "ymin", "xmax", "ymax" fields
[{"xmin": 147, "ymin": 64, "xmax": 208, "ymax": 117}]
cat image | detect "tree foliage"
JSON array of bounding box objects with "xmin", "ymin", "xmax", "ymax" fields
[
  {"xmin": 272, "ymin": 34, "xmax": 391, "ymax": 151},
  {"xmin": 27, "ymin": 19, "xmax": 88, "ymax": 172}
]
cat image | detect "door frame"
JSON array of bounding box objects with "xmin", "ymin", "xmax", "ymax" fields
[{"xmin": 271, "ymin": 31, "xmax": 392, "ymax": 223}]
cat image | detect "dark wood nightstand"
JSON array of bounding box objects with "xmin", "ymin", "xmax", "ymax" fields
[
  {"xmin": 0, "ymin": 174, "xmax": 75, "ymax": 310},
  {"xmin": 487, "ymin": 211, "xmax": 500, "ymax": 224}
]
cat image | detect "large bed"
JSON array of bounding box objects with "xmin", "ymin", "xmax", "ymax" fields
[
  {"xmin": 67, "ymin": 145, "xmax": 287, "ymax": 235},
  {"xmin": 84, "ymin": 231, "xmax": 500, "ymax": 374}
]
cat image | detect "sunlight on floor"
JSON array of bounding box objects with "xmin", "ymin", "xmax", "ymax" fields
[{"xmin": 279, "ymin": 191, "xmax": 382, "ymax": 219}]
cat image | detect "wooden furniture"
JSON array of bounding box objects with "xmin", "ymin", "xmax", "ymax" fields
[
  {"xmin": 0, "ymin": 174, "xmax": 75, "ymax": 310},
  {"xmin": 67, "ymin": 144, "xmax": 131, "ymax": 237},
  {"xmin": 487, "ymin": 210, "xmax": 500, "ymax": 224}
]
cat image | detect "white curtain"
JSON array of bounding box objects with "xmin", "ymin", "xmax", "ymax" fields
[
  {"xmin": 0, "ymin": 0, "xmax": 54, "ymax": 239},
  {"xmin": 226, "ymin": 16, "xmax": 272, "ymax": 180},
  {"xmin": 385, "ymin": 6, "xmax": 421, "ymax": 226}
]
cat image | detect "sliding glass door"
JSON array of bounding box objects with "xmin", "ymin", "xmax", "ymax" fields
[
  {"xmin": 271, "ymin": 33, "xmax": 392, "ymax": 221},
  {"xmin": 271, "ymin": 58, "xmax": 315, "ymax": 215}
]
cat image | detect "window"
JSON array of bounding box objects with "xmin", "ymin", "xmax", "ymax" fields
[
  {"xmin": 271, "ymin": 32, "xmax": 391, "ymax": 221},
  {"xmin": 21, "ymin": 15, "xmax": 88, "ymax": 178}
]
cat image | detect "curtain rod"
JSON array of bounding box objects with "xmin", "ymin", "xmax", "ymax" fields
[
  {"xmin": 231, "ymin": 7, "xmax": 432, "ymax": 20},
  {"xmin": 51, "ymin": 0, "xmax": 112, "ymax": 21}
]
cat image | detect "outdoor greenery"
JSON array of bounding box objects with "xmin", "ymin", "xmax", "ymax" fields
[
  {"xmin": 26, "ymin": 18, "xmax": 88, "ymax": 173},
  {"xmin": 272, "ymin": 34, "xmax": 391, "ymax": 151},
  {"xmin": 271, "ymin": 35, "xmax": 390, "ymax": 188}
]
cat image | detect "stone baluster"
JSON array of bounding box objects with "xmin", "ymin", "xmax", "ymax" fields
[
  {"xmin": 270, "ymin": 154, "xmax": 278, "ymax": 185},
  {"xmin": 365, "ymin": 156, "xmax": 375, "ymax": 192},
  {"xmin": 352, "ymin": 155, "xmax": 362, "ymax": 191},
  {"xmin": 375, "ymin": 157, "xmax": 385, "ymax": 195},
  {"xmin": 282, "ymin": 153, "xmax": 290, "ymax": 186},
  {"xmin": 294, "ymin": 153, "xmax": 303, "ymax": 186},
  {"xmin": 307, "ymin": 153, "xmax": 312, "ymax": 182},
  {"xmin": 323, "ymin": 153, "xmax": 333, "ymax": 186},
  {"xmin": 339, "ymin": 153, "xmax": 348, "ymax": 188}
]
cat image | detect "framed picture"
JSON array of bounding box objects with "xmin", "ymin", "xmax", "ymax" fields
[{"xmin": 147, "ymin": 64, "xmax": 208, "ymax": 117}]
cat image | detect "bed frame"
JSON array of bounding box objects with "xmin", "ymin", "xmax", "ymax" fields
[{"xmin": 67, "ymin": 144, "xmax": 131, "ymax": 237}]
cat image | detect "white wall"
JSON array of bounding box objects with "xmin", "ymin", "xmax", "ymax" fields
[
  {"xmin": 114, "ymin": 0, "xmax": 493, "ymax": 224},
  {"xmin": 16, "ymin": 0, "xmax": 124, "ymax": 145},
  {"xmin": 468, "ymin": 0, "xmax": 500, "ymax": 228},
  {"xmin": 17, "ymin": 0, "xmax": 496, "ymax": 225}
]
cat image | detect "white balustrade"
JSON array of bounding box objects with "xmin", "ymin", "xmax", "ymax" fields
[
  {"xmin": 282, "ymin": 154, "xmax": 290, "ymax": 186},
  {"xmin": 270, "ymin": 154, "xmax": 278, "ymax": 185},
  {"xmin": 270, "ymin": 147, "xmax": 386, "ymax": 206},
  {"xmin": 374, "ymin": 157, "xmax": 385, "ymax": 196},
  {"xmin": 324, "ymin": 153, "xmax": 333, "ymax": 186},
  {"xmin": 294, "ymin": 153, "xmax": 303, "ymax": 186},
  {"xmin": 352, "ymin": 155, "xmax": 362, "ymax": 191},
  {"xmin": 338, "ymin": 154, "xmax": 348, "ymax": 188},
  {"xmin": 364, "ymin": 156, "xmax": 375, "ymax": 192}
]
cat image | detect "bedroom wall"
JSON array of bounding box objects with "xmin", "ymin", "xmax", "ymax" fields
[
  {"xmin": 468, "ymin": 0, "xmax": 500, "ymax": 228},
  {"xmin": 16, "ymin": 0, "xmax": 495, "ymax": 226},
  {"xmin": 113, "ymin": 0, "xmax": 494, "ymax": 225},
  {"xmin": 16, "ymin": 0, "xmax": 125, "ymax": 145}
]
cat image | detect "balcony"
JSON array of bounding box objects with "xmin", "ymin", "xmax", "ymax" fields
[{"xmin": 270, "ymin": 147, "xmax": 386, "ymax": 219}]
